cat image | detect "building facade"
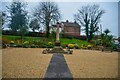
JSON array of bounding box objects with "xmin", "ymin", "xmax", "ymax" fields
[
  {"xmin": 52, "ymin": 20, "xmax": 81, "ymax": 36},
  {"xmin": 62, "ymin": 20, "xmax": 80, "ymax": 36}
]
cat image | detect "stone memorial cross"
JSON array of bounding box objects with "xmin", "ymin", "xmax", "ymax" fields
[{"xmin": 56, "ymin": 22, "xmax": 60, "ymax": 42}]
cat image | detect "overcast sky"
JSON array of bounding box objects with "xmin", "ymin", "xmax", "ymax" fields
[{"xmin": 1, "ymin": 0, "xmax": 119, "ymax": 37}]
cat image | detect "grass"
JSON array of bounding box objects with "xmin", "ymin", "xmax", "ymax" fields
[
  {"xmin": 2, "ymin": 35, "xmax": 90, "ymax": 48},
  {"xmin": 3, "ymin": 35, "xmax": 21, "ymax": 41},
  {"xmin": 60, "ymin": 38, "xmax": 89, "ymax": 47},
  {"xmin": 2, "ymin": 35, "xmax": 54, "ymax": 42}
]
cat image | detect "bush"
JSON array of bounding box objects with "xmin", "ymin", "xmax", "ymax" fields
[
  {"xmin": 16, "ymin": 44, "xmax": 22, "ymax": 47},
  {"xmin": 23, "ymin": 41, "xmax": 29, "ymax": 45},
  {"xmin": 31, "ymin": 44, "xmax": 36, "ymax": 48},
  {"xmin": 39, "ymin": 43, "xmax": 48, "ymax": 48},
  {"xmin": 31, "ymin": 40, "xmax": 41, "ymax": 45},
  {"xmin": 61, "ymin": 43, "xmax": 68, "ymax": 48},
  {"xmin": 10, "ymin": 41, "xmax": 14, "ymax": 44},
  {"xmin": 74, "ymin": 44, "xmax": 79, "ymax": 49},
  {"xmin": 2, "ymin": 37, "xmax": 9, "ymax": 44},
  {"xmin": 16, "ymin": 40, "xmax": 21, "ymax": 44},
  {"xmin": 23, "ymin": 45, "xmax": 29, "ymax": 48},
  {"xmin": 81, "ymin": 44, "xmax": 87, "ymax": 49},
  {"xmin": 95, "ymin": 39, "xmax": 101, "ymax": 46},
  {"xmin": 2, "ymin": 37, "xmax": 10, "ymax": 48},
  {"xmin": 110, "ymin": 44, "xmax": 117, "ymax": 51},
  {"xmin": 47, "ymin": 44, "xmax": 54, "ymax": 48},
  {"xmin": 48, "ymin": 42, "xmax": 53, "ymax": 45},
  {"xmin": 68, "ymin": 44, "xmax": 74, "ymax": 49},
  {"xmin": 47, "ymin": 42, "xmax": 54, "ymax": 48},
  {"xmin": 100, "ymin": 33, "xmax": 113, "ymax": 47},
  {"xmin": 87, "ymin": 44, "xmax": 93, "ymax": 49},
  {"xmin": 23, "ymin": 41, "xmax": 29, "ymax": 48}
]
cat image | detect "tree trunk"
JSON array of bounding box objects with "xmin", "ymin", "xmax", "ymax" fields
[
  {"xmin": 21, "ymin": 33, "xmax": 24, "ymax": 47},
  {"xmin": 32, "ymin": 28, "xmax": 35, "ymax": 32},
  {"xmin": 84, "ymin": 14, "xmax": 89, "ymax": 42},
  {"xmin": 46, "ymin": 22, "xmax": 50, "ymax": 38},
  {"xmin": 85, "ymin": 23, "xmax": 89, "ymax": 42}
]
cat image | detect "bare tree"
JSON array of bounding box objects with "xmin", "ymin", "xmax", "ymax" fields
[
  {"xmin": 34, "ymin": 2, "xmax": 61, "ymax": 38},
  {"xmin": 74, "ymin": 5, "xmax": 105, "ymax": 41}
]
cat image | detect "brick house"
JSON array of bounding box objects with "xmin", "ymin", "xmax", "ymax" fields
[{"xmin": 52, "ymin": 20, "xmax": 81, "ymax": 36}]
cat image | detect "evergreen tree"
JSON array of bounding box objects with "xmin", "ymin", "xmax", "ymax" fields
[{"xmin": 7, "ymin": 1, "xmax": 28, "ymax": 43}]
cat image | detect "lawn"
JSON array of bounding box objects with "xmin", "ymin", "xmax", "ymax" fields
[
  {"xmin": 2, "ymin": 35, "xmax": 90, "ymax": 48},
  {"xmin": 60, "ymin": 38, "xmax": 89, "ymax": 47},
  {"xmin": 2, "ymin": 35, "xmax": 46, "ymax": 41}
]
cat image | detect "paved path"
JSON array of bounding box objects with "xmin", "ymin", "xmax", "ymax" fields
[{"xmin": 44, "ymin": 53, "xmax": 73, "ymax": 80}]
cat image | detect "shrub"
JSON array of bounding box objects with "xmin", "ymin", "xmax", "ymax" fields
[
  {"xmin": 16, "ymin": 44, "xmax": 22, "ymax": 47},
  {"xmin": 23, "ymin": 41, "xmax": 29, "ymax": 48},
  {"xmin": 81, "ymin": 44, "xmax": 87, "ymax": 49},
  {"xmin": 31, "ymin": 40, "xmax": 41, "ymax": 45},
  {"xmin": 23, "ymin": 45, "xmax": 29, "ymax": 48},
  {"xmin": 41, "ymin": 44, "xmax": 47, "ymax": 48},
  {"xmin": 39, "ymin": 43, "xmax": 48, "ymax": 48},
  {"xmin": 61, "ymin": 43, "xmax": 67, "ymax": 48},
  {"xmin": 16, "ymin": 40, "xmax": 20, "ymax": 44},
  {"xmin": 2, "ymin": 37, "xmax": 10, "ymax": 48},
  {"xmin": 48, "ymin": 42, "xmax": 53, "ymax": 45},
  {"xmin": 2, "ymin": 37, "xmax": 9, "ymax": 44},
  {"xmin": 23, "ymin": 41, "xmax": 29, "ymax": 45},
  {"xmin": 68, "ymin": 44, "xmax": 74, "ymax": 49},
  {"xmin": 31, "ymin": 44, "xmax": 36, "ymax": 48},
  {"xmin": 47, "ymin": 44, "xmax": 54, "ymax": 48},
  {"xmin": 110, "ymin": 43, "xmax": 117, "ymax": 51},
  {"xmin": 10, "ymin": 41, "xmax": 14, "ymax": 44},
  {"xmin": 48, "ymin": 42, "xmax": 54, "ymax": 48},
  {"xmin": 92, "ymin": 39, "xmax": 101, "ymax": 46},
  {"xmin": 100, "ymin": 33, "xmax": 113, "ymax": 47},
  {"xmin": 74, "ymin": 44, "xmax": 79, "ymax": 49},
  {"xmin": 87, "ymin": 44, "xmax": 93, "ymax": 49}
]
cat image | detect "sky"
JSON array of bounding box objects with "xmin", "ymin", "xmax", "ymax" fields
[{"xmin": 1, "ymin": 0, "xmax": 120, "ymax": 37}]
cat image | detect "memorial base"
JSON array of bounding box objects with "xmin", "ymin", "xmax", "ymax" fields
[
  {"xmin": 55, "ymin": 41, "xmax": 61, "ymax": 46},
  {"xmin": 47, "ymin": 46, "xmax": 66, "ymax": 53},
  {"xmin": 46, "ymin": 41, "xmax": 66, "ymax": 53}
]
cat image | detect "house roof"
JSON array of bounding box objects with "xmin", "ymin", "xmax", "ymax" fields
[
  {"xmin": 52, "ymin": 21, "xmax": 80, "ymax": 28},
  {"xmin": 62, "ymin": 22, "xmax": 80, "ymax": 27}
]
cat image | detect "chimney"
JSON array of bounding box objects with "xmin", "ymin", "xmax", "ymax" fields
[
  {"xmin": 66, "ymin": 20, "xmax": 69, "ymax": 22},
  {"xmin": 74, "ymin": 21, "xmax": 77, "ymax": 23}
]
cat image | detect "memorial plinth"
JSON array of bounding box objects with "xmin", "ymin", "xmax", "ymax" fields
[
  {"xmin": 43, "ymin": 22, "xmax": 66, "ymax": 54},
  {"xmin": 48, "ymin": 22, "xmax": 65, "ymax": 53}
]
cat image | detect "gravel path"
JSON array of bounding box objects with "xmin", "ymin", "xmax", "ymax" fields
[
  {"xmin": 2, "ymin": 48, "xmax": 118, "ymax": 78},
  {"xmin": 0, "ymin": 49, "xmax": 2, "ymax": 79},
  {"xmin": 2, "ymin": 48, "xmax": 52, "ymax": 78},
  {"xmin": 64, "ymin": 49, "xmax": 118, "ymax": 78}
]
